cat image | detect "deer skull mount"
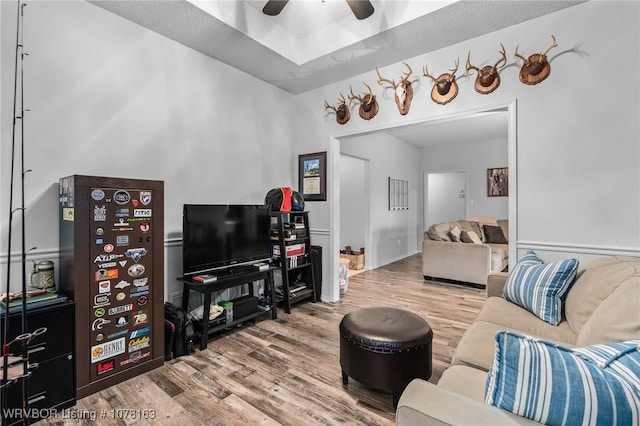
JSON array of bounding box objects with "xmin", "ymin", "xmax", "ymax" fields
[
  {"xmin": 466, "ymin": 44, "xmax": 507, "ymax": 94},
  {"xmin": 324, "ymin": 94, "xmax": 350, "ymax": 125},
  {"xmin": 514, "ymin": 35, "xmax": 558, "ymax": 85},
  {"xmin": 376, "ymin": 62, "xmax": 413, "ymax": 115},
  {"xmin": 423, "ymin": 58, "xmax": 459, "ymax": 105},
  {"xmin": 348, "ymin": 82, "xmax": 379, "ymax": 121}
]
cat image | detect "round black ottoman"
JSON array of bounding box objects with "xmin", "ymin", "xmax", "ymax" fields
[{"xmin": 339, "ymin": 307, "xmax": 432, "ymax": 408}]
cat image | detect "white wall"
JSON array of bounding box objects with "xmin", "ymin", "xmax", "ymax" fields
[
  {"xmin": 340, "ymin": 132, "xmax": 420, "ymax": 268},
  {"xmin": 294, "ymin": 1, "xmax": 640, "ymax": 300},
  {"xmin": 421, "ymin": 137, "xmax": 508, "ymax": 222},
  {"xmin": 1, "ymin": 1, "xmax": 638, "ymax": 303},
  {"xmin": 0, "ymin": 1, "xmax": 297, "ymax": 299},
  {"xmin": 426, "ymin": 171, "xmax": 468, "ymax": 226},
  {"xmin": 339, "ymin": 154, "xmax": 366, "ymax": 252}
]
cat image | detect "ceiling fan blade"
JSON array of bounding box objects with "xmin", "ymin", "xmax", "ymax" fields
[
  {"xmin": 263, "ymin": 0, "xmax": 289, "ymax": 16},
  {"xmin": 345, "ymin": 0, "xmax": 374, "ymax": 20}
]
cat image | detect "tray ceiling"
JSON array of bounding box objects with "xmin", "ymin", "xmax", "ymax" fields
[{"xmin": 90, "ymin": 0, "xmax": 584, "ymax": 94}]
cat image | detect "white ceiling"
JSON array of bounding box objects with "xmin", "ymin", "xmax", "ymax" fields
[
  {"xmin": 90, "ymin": 0, "xmax": 585, "ymax": 94},
  {"xmin": 87, "ymin": 1, "xmax": 582, "ymax": 148},
  {"xmin": 384, "ymin": 109, "xmax": 509, "ymax": 148}
]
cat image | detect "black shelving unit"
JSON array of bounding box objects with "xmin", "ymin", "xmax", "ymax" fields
[
  {"xmin": 178, "ymin": 266, "xmax": 278, "ymax": 350},
  {"xmin": 271, "ymin": 211, "xmax": 317, "ymax": 314}
]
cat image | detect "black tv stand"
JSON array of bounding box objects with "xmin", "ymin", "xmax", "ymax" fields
[{"xmin": 178, "ymin": 266, "xmax": 278, "ymax": 350}]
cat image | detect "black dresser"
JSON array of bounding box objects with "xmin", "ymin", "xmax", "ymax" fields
[{"xmin": 1, "ymin": 301, "xmax": 76, "ymax": 425}]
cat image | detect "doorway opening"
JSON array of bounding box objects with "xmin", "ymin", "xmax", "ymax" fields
[
  {"xmin": 424, "ymin": 171, "xmax": 468, "ymax": 227},
  {"xmin": 327, "ymin": 101, "xmax": 517, "ymax": 303},
  {"xmin": 339, "ymin": 154, "xmax": 370, "ymax": 276}
]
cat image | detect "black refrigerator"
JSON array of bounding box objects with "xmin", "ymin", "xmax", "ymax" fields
[{"xmin": 59, "ymin": 175, "xmax": 165, "ymax": 398}]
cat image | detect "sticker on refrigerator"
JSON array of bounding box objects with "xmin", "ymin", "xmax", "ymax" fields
[
  {"xmin": 91, "ymin": 189, "xmax": 105, "ymax": 201},
  {"xmin": 62, "ymin": 207, "xmax": 74, "ymax": 221},
  {"xmin": 94, "ymin": 294, "xmax": 110, "ymax": 307},
  {"xmin": 108, "ymin": 304, "xmax": 134, "ymax": 315},
  {"xmin": 133, "ymin": 310, "xmax": 148, "ymax": 326},
  {"xmin": 97, "ymin": 359, "xmax": 115, "ymax": 375},
  {"xmin": 113, "ymin": 190, "xmax": 131, "ymax": 205},
  {"xmin": 128, "ymin": 336, "xmax": 150, "ymax": 352},
  {"xmin": 120, "ymin": 351, "xmax": 150, "ymax": 367},
  {"xmin": 127, "ymin": 264, "xmax": 145, "ymax": 278},
  {"xmin": 95, "ymin": 268, "xmax": 118, "ymax": 281},
  {"xmin": 91, "ymin": 337, "xmax": 126, "ymax": 363},
  {"xmin": 140, "ymin": 192, "xmax": 151, "ymax": 205},
  {"xmin": 125, "ymin": 248, "xmax": 148, "ymax": 262},
  {"xmin": 134, "ymin": 209, "xmax": 152, "ymax": 218},
  {"xmin": 98, "ymin": 281, "xmax": 111, "ymax": 294},
  {"xmin": 94, "ymin": 254, "xmax": 123, "ymax": 263},
  {"xmin": 92, "ymin": 318, "xmax": 110, "ymax": 331},
  {"xmin": 94, "ymin": 205, "xmax": 107, "ymax": 221}
]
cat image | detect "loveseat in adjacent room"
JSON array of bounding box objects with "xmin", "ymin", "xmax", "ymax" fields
[{"xmin": 422, "ymin": 218, "xmax": 509, "ymax": 287}]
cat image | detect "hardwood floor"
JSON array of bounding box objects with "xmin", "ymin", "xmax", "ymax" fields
[{"xmin": 39, "ymin": 254, "xmax": 485, "ymax": 425}]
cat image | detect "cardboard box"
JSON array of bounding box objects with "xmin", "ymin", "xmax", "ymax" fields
[{"xmin": 340, "ymin": 252, "xmax": 364, "ymax": 270}]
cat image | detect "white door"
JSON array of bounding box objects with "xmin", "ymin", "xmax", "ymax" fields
[{"xmin": 425, "ymin": 171, "xmax": 467, "ymax": 227}]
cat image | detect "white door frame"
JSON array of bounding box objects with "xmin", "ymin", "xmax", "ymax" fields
[{"xmin": 326, "ymin": 100, "xmax": 517, "ymax": 303}]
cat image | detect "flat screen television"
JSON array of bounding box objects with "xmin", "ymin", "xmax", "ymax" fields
[{"xmin": 182, "ymin": 204, "xmax": 271, "ymax": 276}]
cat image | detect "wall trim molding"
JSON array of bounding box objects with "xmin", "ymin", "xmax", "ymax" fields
[
  {"xmin": 517, "ymin": 240, "xmax": 640, "ymax": 257},
  {"xmin": 309, "ymin": 228, "xmax": 330, "ymax": 237},
  {"xmin": 0, "ymin": 238, "xmax": 183, "ymax": 264},
  {"xmin": 1, "ymin": 232, "xmax": 333, "ymax": 264},
  {"xmin": 5, "ymin": 239, "xmax": 634, "ymax": 265},
  {"xmin": 0, "ymin": 247, "xmax": 62, "ymax": 264}
]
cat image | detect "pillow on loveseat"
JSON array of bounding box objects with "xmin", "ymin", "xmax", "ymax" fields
[
  {"xmin": 426, "ymin": 223, "xmax": 452, "ymax": 241},
  {"xmin": 503, "ymin": 251, "xmax": 578, "ymax": 326},
  {"xmin": 482, "ymin": 225, "xmax": 508, "ymax": 244},
  {"xmin": 485, "ymin": 331, "xmax": 640, "ymax": 426},
  {"xmin": 460, "ymin": 230, "xmax": 482, "ymax": 244}
]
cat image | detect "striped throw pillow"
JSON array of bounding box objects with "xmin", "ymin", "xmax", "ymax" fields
[
  {"xmin": 485, "ymin": 331, "xmax": 640, "ymax": 426},
  {"xmin": 503, "ymin": 250, "xmax": 578, "ymax": 325}
]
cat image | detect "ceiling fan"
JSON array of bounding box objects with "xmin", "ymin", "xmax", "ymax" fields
[{"xmin": 263, "ymin": 0, "xmax": 375, "ymax": 20}]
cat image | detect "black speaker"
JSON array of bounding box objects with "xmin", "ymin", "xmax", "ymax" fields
[{"xmin": 310, "ymin": 245, "xmax": 322, "ymax": 301}]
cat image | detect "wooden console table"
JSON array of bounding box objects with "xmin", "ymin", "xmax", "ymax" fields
[{"xmin": 178, "ymin": 266, "xmax": 278, "ymax": 350}]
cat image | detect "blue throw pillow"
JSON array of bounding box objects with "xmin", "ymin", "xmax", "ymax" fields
[
  {"xmin": 502, "ymin": 250, "xmax": 579, "ymax": 325},
  {"xmin": 485, "ymin": 331, "xmax": 640, "ymax": 426}
]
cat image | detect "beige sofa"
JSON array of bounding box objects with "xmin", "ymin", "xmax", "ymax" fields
[
  {"xmin": 423, "ymin": 218, "xmax": 508, "ymax": 287},
  {"xmin": 397, "ymin": 256, "xmax": 640, "ymax": 425}
]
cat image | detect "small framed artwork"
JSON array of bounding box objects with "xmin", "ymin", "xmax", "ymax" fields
[
  {"xmin": 487, "ymin": 167, "xmax": 508, "ymax": 197},
  {"xmin": 299, "ymin": 152, "xmax": 327, "ymax": 201}
]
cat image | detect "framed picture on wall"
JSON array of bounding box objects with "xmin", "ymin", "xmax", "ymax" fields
[
  {"xmin": 389, "ymin": 177, "xmax": 409, "ymax": 210},
  {"xmin": 299, "ymin": 152, "xmax": 327, "ymax": 201},
  {"xmin": 487, "ymin": 167, "xmax": 508, "ymax": 197}
]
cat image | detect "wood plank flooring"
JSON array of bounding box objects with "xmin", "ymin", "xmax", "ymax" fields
[{"xmin": 39, "ymin": 254, "xmax": 485, "ymax": 425}]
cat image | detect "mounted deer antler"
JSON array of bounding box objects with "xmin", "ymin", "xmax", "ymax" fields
[
  {"xmin": 348, "ymin": 82, "xmax": 379, "ymax": 120},
  {"xmin": 324, "ymin": 93, "xmax": 350, "ymax": 125},
  {"xmin": 422, "ymin": 58, "xmax": 459, "ymax": 105},
  {"xmin": 514, "ymin": 35, "xmax": 558, "ymax": 85},
  {"xmin": 466, "ymin": 44, "xmax": 507, "ymax": 94},
  {"xmin": 376, "ymin": 62, "xmax": 413, "ymax": 115}
]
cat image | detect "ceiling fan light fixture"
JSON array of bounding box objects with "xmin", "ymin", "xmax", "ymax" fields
[
  {"xmin": 345, "ymin": 0, "xmax": 375, "ymax": 20},
  {"xmin": 262, "ymin": 0, "xmax": 289, "ymax": 16},
  {"xmin": 263, "ymin": 0, "xmax": 374, "ymax": 19}
]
